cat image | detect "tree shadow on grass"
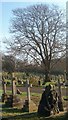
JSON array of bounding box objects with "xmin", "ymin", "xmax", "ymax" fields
[
  {"xmin": 2, "ymin": 112, "xmax": 37, "ymax": 120},
  {"xmin": 2, "ymin": 103, "xmax": 37, "ymax": 120},
  {"xmin": 2, "ymin": 112, "xmax": 68, "ymax": 120},
  {"xmin": 2, "ymin": 104, "xmax": 23, "ymax": 114},
  {"xmin": 2, "ymin": 104, "xmax": 68, "ymax": 120}
]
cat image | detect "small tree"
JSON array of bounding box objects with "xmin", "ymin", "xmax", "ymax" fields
[{"xmin": 7, "ymin": 4, "xmax": 65, "ymax": 84}]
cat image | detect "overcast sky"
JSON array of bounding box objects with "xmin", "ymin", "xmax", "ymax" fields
[{"xmin": 0, "ymin": 0, "xmax": 68, "ymax": 51}]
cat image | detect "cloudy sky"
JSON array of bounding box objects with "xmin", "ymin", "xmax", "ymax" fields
[{"xmin": 0, "ymin": 0, "xmax": 68, "ymax": 51}]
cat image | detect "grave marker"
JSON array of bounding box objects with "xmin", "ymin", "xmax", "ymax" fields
[
  {"xmin": 12, "ymin": 77, "xmax": 17, "ymax": 95},
  {"xmin": 23, "ymin": 78, "xmax": 37, "ymax": 112},
  {"xmin": 5, "ymin": 74, "xmax": 23, "ymax": 108},
  {"xmin": 57, "ymin": 77, "xmax": 63, "ymax": 111},
  {"xmin": 26, "ymin": 79, "xmax": 30, "ymax": 103},
  {"xmin": 2, "ymin": 78, "xmax": 7, "ymax": 102}
]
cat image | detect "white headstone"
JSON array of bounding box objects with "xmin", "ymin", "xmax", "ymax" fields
[
  {"xmin": 12, "ymin": 77, "xmax": 17, "ymax": 95},
  {"xmin": 26, "ymin": 79, "xmax": 30, "ymax": 103}
]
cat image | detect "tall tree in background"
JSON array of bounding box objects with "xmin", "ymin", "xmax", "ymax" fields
[
  {"xmin": 2, "ymin": 55, "xmax": 15, "ymax": 73},
  {"xmin": 8, "ymin": 4, "xmax": 65, "ymax": 84}
]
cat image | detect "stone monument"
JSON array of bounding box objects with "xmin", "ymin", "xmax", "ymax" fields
[
  {"xmin": 23, "ymin": 79, "xmax": 37, "ymax": 112},
  {"xmin": 6, "ymin": 74, "xmax": 23, "ymax": 108},
  {"xmin": 2, "ymin": 77, "xmax": 7, "ymax": 102},
  {"xmin": 57, "ymin": 77, "xmax": 63, "ymax": 111}
]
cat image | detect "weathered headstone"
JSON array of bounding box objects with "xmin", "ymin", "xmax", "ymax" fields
[
  {"xmin": 38, "ymin": 85, "xmax": 53, "ymax": 117},
  {"xmin": 17, "ymin": 89, "xmax": 22, "ymax": 94},
  {"xmin": 11, "ymin": 76, "xmax": 23, "ymax": 108},
  {"xmin": 12, "ymin": 77, "xmax": 17, "ymax": 96},
  {"xmin": 23, "ymin": 79, "xmax": 37, "ymax": 112},
  {"xmin": 2, "ymin": 78, "xmax": 7, "ymax": 102},
  {"xmin": 57, "ymin": 77, "xmax": 63, "ymax": 111},
  {"xmin": 26, "ymin": 79, "xmax": 31, "ymax": 102},
  {"xmin": 5, "ymin": 74, "xmax": 23, "ymax": 108}
]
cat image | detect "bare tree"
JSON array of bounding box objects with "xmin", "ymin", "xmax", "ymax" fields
[{"xmin": 8, "ymin": 4, "xmax": 65, "ymax": 84}]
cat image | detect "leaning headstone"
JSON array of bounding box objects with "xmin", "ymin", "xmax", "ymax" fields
[
  {"xmin": 2, "ymin": 77, "xmax": 7, "ymax": 102},
  {"xmin": 23, "ymin": 79, "xmax": 37, "ymax": 112},
  {"xmin": 17, "ymin": 89, "xmax": 22, "ymax": 94}
]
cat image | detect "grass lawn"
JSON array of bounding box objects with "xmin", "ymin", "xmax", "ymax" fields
[
  {"xmin": 0, "ymin": 91, "xmax": 41, "ymax": 119},
  {"xmin": 1, "ymin": 111, "xmax": 68, "ymax": 120},
  {"xmin": 0, "ymin": 89, "xmax": 68, "ymax": 120}
]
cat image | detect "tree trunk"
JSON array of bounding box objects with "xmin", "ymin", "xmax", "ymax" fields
[
  {"xmin": 42, "ymin": 60, "xmax": 51, "ymax": 85},
  {"xmin": 43, "ymin": 71, "xmax": 50, "ymax": 85}
]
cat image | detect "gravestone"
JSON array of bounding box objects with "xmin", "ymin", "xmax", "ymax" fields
[
  {"xmin": 38, "ymin": 85, "xmax": 53, "ymax": 117},
  {"xmin": 6, "ymin": 75, "xmax": 23, "ymax": 108},
  {"xmin": 57, "ymin": 77, "xmax": 63, "ymax": 111},
  {"xmin": 12, "ymin": 77, "xmax": 17, "ymax": 95},
  {"xmin": 2, "ymin": 78, "xmax": 7, "ymax": 102},
  {"xmin": 26, "ymin": 80, "xmax": 30, "ymax": 102},
  {"xmin": 23, "ymin": 79, "xmax": 37, "ymax": 112}
]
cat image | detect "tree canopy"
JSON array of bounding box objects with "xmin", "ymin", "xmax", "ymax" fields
[{"xmin": 7, "ymin": 4, "xmax": 66, "ymax": 83}]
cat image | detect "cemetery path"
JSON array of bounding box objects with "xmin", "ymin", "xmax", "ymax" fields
[
  {"xmin": 7, "ymin": 86, "xmax": 66, "ymax": 96},
  {"xmin": 7, "ymin": 86, "xmax": 42, "ymax": 93}
]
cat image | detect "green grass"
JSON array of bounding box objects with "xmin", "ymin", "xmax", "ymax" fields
[
  {"xmin": 0, "ymin": 88, "xmax": 67, "ymax": 120},
  {"xmin": 2, "ymin": 112, "xmax": 68, "ymax": 120},
  {"xmin": 63, "ymin": 96, "xmax": 68, "ymax": 101},
  {"xmin": 1, "ymin": 90, "xmax": 41, "ymax": 97},
  {"xmin": 21, "ymin": 92, "xmax": 41, "ymax": 97},
  {"xmin": 0, "ymin": 90, "xmax": 3, "ymax": 96},
  {"xmin": 0, "ymin": 91, "xmax": 41, "ymax": 118}
]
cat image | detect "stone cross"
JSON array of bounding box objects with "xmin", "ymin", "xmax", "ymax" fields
[
  {"xmin": 23, "ymin": 79, "xmax": 37, "ymax": 112},
  {"xmin": 26, "ymin": 79, "xmax": 31, "ymax": 103},
  {"xmin": 12, "ymin": 77, "xmax": 17, "ymax": 95}
]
